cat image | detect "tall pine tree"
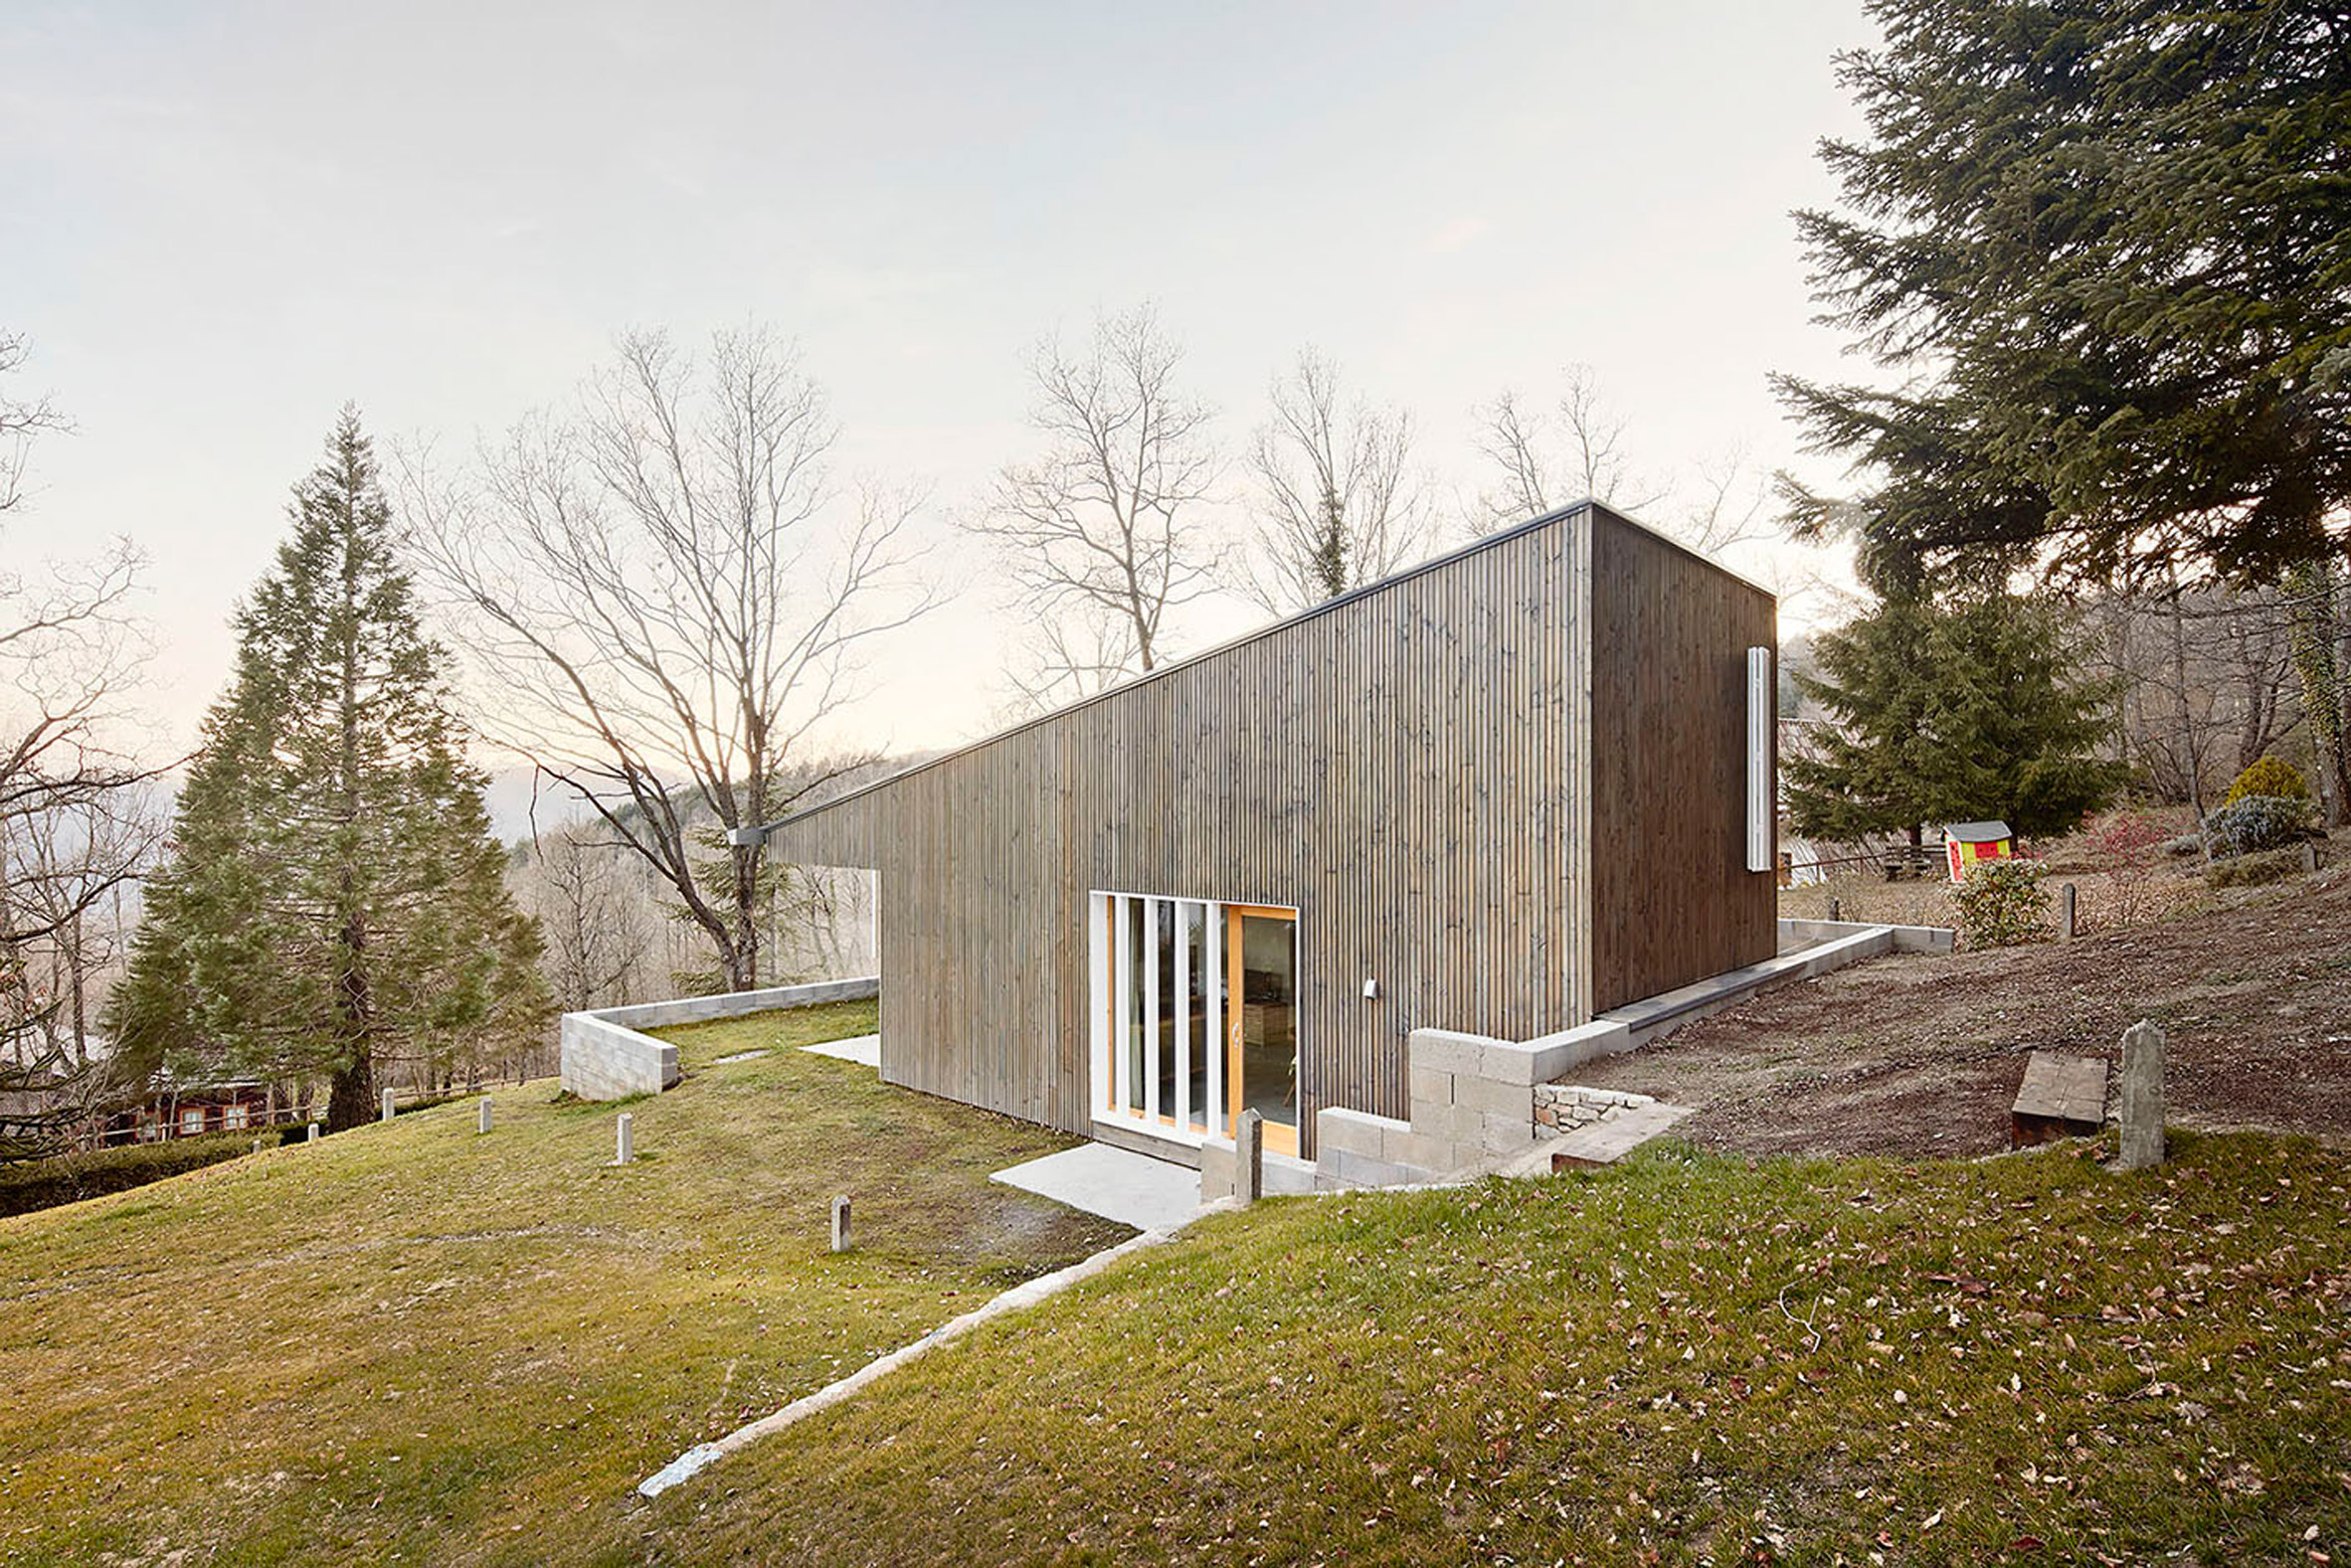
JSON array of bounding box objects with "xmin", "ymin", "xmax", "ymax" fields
[
  {"xmin": 111, "ymin": 412, "xmax": 548, "ymax": 1131},
  {"xmin": 1776, "ymin": 0, "xmax": 2351, "ymax": 814},
  {"xmin": 1786, "ymin": 589, "xmax": 2125, "ymax": 845}
]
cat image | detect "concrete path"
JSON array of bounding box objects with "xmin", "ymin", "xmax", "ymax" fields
[
  {"xmin": 640, "ymin": 1201, "xmax": 1234, "ymax": 1498},
  {"xmin": 802, "ymin": 1033, "xmax": 880, "ymax": 1069},
  {"xmin": 991, "ymin": 1141, "xmax": 1202, "ymax": 1231}
]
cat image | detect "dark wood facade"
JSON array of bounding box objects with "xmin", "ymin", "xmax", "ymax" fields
[
  {"xmin": 1586, "ymin": 517, "xmax": 1780, "ymax": 1008},
  {"xmin": 770, "ymin": 502, "xmax": 1773, "ymax": 1154}
]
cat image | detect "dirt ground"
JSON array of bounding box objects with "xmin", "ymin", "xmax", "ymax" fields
[{"xmin": 1572, "ymin": 860, "xmax": 2351, "ymax": 1159}]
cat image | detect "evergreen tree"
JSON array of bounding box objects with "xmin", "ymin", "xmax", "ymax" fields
[
  {"xmin": 1786, "ymin": 590, "xmax": 2125, "ymax": 844},
  {"xmin": 111, "ymin": 412, "xmax": 548, "ymax": 1131},
  {"xmin": 1776, "ymin": 1, "xmax": 2351, "ymax": 816}
]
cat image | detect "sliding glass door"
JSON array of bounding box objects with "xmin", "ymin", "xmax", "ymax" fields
[
  {"xmin": 1226, "ymin": 906, "xmax": 1299, "ymax": 1154},
  {"xmin": 1094, "ymin": 892, "xmax": 1298, "ymax": 1155}
]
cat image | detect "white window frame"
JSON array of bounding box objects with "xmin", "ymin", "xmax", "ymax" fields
[{"xmin": 1088, "ymin": 889, "xmax": 1297, "ymax": 1149}]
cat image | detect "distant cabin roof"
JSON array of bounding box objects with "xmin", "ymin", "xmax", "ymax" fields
[{"xmin": 1942, "ymin": 821, "xmax": 2012, "ymax": 841}]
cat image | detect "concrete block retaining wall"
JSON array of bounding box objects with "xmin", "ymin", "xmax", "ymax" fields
[
  {"xmin": 559, "ymin": 976, "xmax": 881, "ymax": 1102},
  {"xmin": 1217, "ymin": 918, "xmax": 1953, "ymax": 1197}
]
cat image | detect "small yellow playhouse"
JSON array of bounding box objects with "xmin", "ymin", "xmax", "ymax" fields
[{"xmin": 1941, "ymin": 820, "xmax": 2014, "ymax": 883}]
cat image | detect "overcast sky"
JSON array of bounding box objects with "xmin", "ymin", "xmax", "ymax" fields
[{"xmin": 4, "ymin": 0, "xmax": 1879, "ymax": 772}]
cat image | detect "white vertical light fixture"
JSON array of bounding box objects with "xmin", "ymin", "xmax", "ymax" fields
[{"xmin": 1745, "ymin": 646, "xmax": 1773, "ymax": 873}]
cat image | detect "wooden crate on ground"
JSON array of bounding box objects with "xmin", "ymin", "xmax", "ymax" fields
[{"xmin": 2011, "ymin": 1051, "xmax": 2107, "ymax": 1148}]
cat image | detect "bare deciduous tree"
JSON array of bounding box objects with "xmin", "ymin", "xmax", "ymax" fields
[
  {"xmin": 1475, "ymin": 365, "xmax": 1777, "ymax": 560},
  {"xmin": 2089, "ymin": 580, "xmax": 2312, "ymax": 812},
  {"xmin": 1237, "ymin": 348, "xmax": 1427, "ymax": 612},
  {"xmin": 1675, "ymin": 444, "xmax": 1779, "ymax": 556},
  {"xmin": 516, "ymin": 819, "xmax": 649, "ymax": 1013},
  {"xmin": 404, "ymin": 326, "xmax": 933, "ymax": 993},
  {"xmin": 971, "ymin": 304, "xmax": 1220, "ymax": 702},
  {"xmin": 1475, "ymin": 365, "xmax": 1665, "ymax": 526},
  {"xmin": 0, "ymin": 331, "xmax": 66, "ymax": 518},
  {"xmin": 0, "ymin": 334, "xmax": 156, "ymax": 1156}
]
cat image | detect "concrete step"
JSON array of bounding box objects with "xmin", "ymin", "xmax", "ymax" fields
[{"xmin": 1545, "ymin": 1102, "xmax": 1696, "ymax": 1170}]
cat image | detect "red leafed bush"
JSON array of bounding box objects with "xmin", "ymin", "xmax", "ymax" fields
[{"xmin": 2082, "ymin": 808, "xmax": 2169, "ymax": 930}]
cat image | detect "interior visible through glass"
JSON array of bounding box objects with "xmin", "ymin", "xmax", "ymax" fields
[
  {"xmin": 1099, "ymin": 893, "xmax": 1295, "ymax": 1145},
  {"xmin": 1153, "ymin": 897, "xmax": 1177, "ymax": 1118},
  {"xmin": 1237, "ymin": 913, "xmax": 1298, "ymax": 1136},
  {"xmin": 1122, "ymin": 896, "xmax": 1145, "ymax": 1113}
]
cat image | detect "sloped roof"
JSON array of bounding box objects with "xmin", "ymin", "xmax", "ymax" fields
[{"xmin": 774, "ymin": 497, "xmax": 1768, "ymax": 831}]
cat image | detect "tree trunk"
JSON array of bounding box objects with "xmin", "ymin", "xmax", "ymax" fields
[
  {"xmin": 2167, "ymin": 585, "xmax": 2206, "ymax": 815},
  {"xmin": 321, "ymin": 904, "xmax": 377, "ymax": 1132},
  {"xmin": 2286, "ymin": 559, "xmax": 2351, "ymax": 826}
]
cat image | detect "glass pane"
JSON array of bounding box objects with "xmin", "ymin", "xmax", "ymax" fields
[
  {"xmin": 1154, "ymin": 899, "xmax": 1178, "ymax": 1121},
  {"xmin": 1237, "ymin": 914, "xmax": 1298, "ymax": 1135},
  {"xmin": 1183, "ymin": 904, "xmax": 1209, "ymax": 1128},
  {"xmin": 1123, "ymin": 897, "xmax": 1146, "ymax": 1113}
]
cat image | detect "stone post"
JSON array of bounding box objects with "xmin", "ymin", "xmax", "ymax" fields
[
  {"xmin": 1827, "ymin": 897, "xmax": 1841, "ymax": 924},
  {"xmin": 306, "ymin": 1123, "xmax": 321, "ymax": 1143},
  {"xmin": 615, "ymin": 1112, "xmax": 633, "ymax": 1165},
  {"xmin": 2116, "ymin": 1019, "xmax": 2166, "ymax": 1170},
  {"xmin": 830, "ymin": 1195, "xmax": 852, "ymax": 1253},
  {"xmin": 1236, "ymin": 1110, "xmax": 1264, "ymax": 1205},
  {"xmin": 2059, "ymin": 882, "xmax": 2078, "ymax": 941},
  {"xmin": 380, "ymin": 1088, "xmax": 396, "ymax": 1124},
  {"xmin": 478, "ymin": 1097, "xmax": 493, "ymax": 1134}
]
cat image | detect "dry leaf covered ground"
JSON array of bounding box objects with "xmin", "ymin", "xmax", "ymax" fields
[
  {"xmin": 639, "ymin": 1132, "xmax": 2350, "ymax": 1566},
  {"xmin": 1575, "ymin": 864, "xmax": 2351, "ymax": 1160}
]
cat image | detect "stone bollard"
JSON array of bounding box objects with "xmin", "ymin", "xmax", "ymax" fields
[
  {"xmin": 2060, "ymin": 882, "xmax": 2078, "ymax": 941},
  {"xmin": 380, "ymin": 1088, "xmax": 396, "ymax": 1124},
  {"xmin": 2115, "ymin": 1019, "xmax": 2167, "ymax": 1170},
  {"xmin": 2302, "ymin": 839, "xmax": 2320, "ymax": 873},
  {"xmin": 478, "ymin": 1096, "xmax": 493, "ymax": 1134},
  {"xmin": 830, "ymin": 1195, "xmax": 852, "ymax": 1253},
  {"xmin": 306, "ymin": 1122, "xmax": 321, "ymax": 1143},
  {"xmin": 615, "ymin": 1113, "xmax": 633, "ymax": 1165},
  {"xmin": 1827, "ymin": 897, "xmax": 1841, "ymax": 924},
  {"xmin": 1236, "ymin": 1110, "xmax": 1264, "ymax": 1206}
]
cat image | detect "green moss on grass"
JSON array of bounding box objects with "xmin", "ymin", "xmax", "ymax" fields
[
  {"xmin": 648, "ymin": 1132, "xmax": 2351, "ymax": 1566},
  {"xmin": 0, "ymin": 997, "xmax": 1122, "ymax": 1567}
]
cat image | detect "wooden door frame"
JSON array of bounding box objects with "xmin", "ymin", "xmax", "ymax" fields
[{"xmin": 1224, "ymin": 903, "xmax": 1300, "ymax": 1157}]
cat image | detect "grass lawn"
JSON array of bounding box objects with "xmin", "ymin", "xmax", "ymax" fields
[
  {"xmin": 644, "ymin": 1131, "xmax": 2351, "ymax": 1567},
  {"xmin": 0, "ymin": 999, "xmax": 1127, "ymax": 1566}
]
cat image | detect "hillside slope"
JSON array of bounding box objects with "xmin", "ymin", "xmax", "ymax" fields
[
  {"xmin": 0, "ymin": 1001, "xmax": 1122, "ymax": 1566},
  {"xmin": 640, "ymin": 1132, "xmax": 2350, "ymax": 1566}
]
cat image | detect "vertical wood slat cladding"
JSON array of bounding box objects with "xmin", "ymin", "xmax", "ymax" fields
[
  {"xmin": 1585, "ymin": 511, "xmax": 1779, "ymax": 1010},
  {"xmin": 768, "ymin": 502, "xmax": 1774, "ymax": 1153},
  {"xmin": 769, "ymin": 516, "xmax": 1575, "ymax": 1152}
]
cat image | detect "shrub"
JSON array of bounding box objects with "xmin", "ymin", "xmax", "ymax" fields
[
  {"xmin": 2204, "ymin": 793, "xmax": 2310, "ymax": 860},
  {"xmin": 2082, "ymin": 808, "xmax": 2168, "ymax": 929},
  {"xmin": 2208, "ymin": 846, "xmax": 2307, "ymax": 888},
  {"xmin": 2223, "ymin": 755, "xmax": 2310, "ymax": 807},
  {"xmin": 0, "ymin": 1132, "xmax": 260, "ymax": 1219},
  {"xmin": 1952, "ymin": 859, "xmax": 2052, "ymax": 948}
]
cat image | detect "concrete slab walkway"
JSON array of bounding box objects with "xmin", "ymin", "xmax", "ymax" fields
[
  {"xmin": 802, "ymin": 1033, "xmax": 880, "ymax": 1069},
  {"xmin": 992, "ymin": 1141, "xmax": 1202, "ymax": 1231}
]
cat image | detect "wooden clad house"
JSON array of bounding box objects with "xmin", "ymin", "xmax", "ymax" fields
[{"xmin": 768, "ymin": 501, "xmax": 1776, "ymax": 1162}]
